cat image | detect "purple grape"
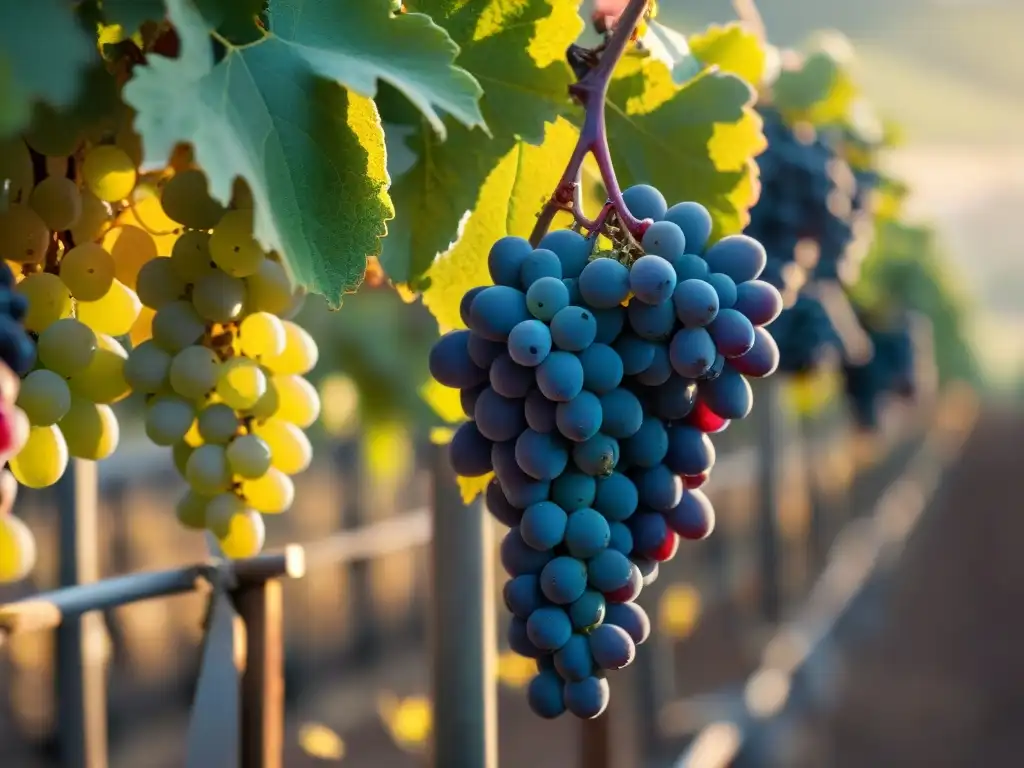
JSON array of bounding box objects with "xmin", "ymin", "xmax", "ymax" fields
[
  {"xmin": 564, "ymin": 507, "xmax": 611, "ymax": 558},
  {"xmin": 703, "ymin": 234, "xmax": 767, "ymax": 283},
  {"xmin": 526, "ymin": 276, "xmax": 570, "ymax": 321},
  {"xmin": 550, "ymin": 306, "xmax": 598, "ymax": 351},
  {"xmin": 540, "ymin": 556, "xmax": 589, "ymax": 604},
  {"xmin": 520, "ymin": 248, "xmax": 563, "ymax": 289},
  {"xmin": 538, "ymin": 229, "xmax": 593, "ymax": 279},
  {"xmin": 622, "ymin": 184, "xmax": 668, "ymax": 221},
  {"xmin": 629, "ymin": 254, "xmax": 678, "ymax": 304},
  {"xmin": 527, "ymin": 606, "xmax": 573, "ymax": 651},
  {"xmin": 708, "ymin": 308, "xmax": 756, "ymax": 358},
  {"xmin": 527, "ymin": 670, "xmax": 566, "ymax": 718},
  {"xmin": 670, "ymin": 327, "xmax": 716, "ymax": 378},
  {"xmin": 508, "ymin": 319, "xmax": 553, "ymax": 367},
  {"xmin": 593, "ymin": 471, "xmax": 639, "ymax": 522},
  {"xmin": 449, "ymin": 421, "xmax": 493, "ymax": 476},
  {"xmin": 673, "ymin": 278, "xmax": 720, "ymax": 328},
  {"xmin": 521, "ymin": 501, "xmax": 569, "ymax": 551},
  {"xmin": 556, "ymin": 391, "xmax": 603, "ymax": 442},
  {"xmin": 488, "ymin": 236, "xmax": 532, "ymax": 286},
  {"xmin": 640, "ymin": 220, "xmax": 686, "ymax": 260},
  {"xmin": 515, "ymin": 429, "xmax": 569, "ymax": 480},
  {"xmin": 429, "ymin": 330, "xmax": 488, "ymax": 388},
  {"xmin": 734, "ymin": 280, "xmax": 783, "ymax": 326},
  {"xmin": 664, "ymin": 201, "xmax": 712, "ymax": 253},
  {"xmin": 579, "ymin": 343, "xmax": 624, "ymax": 393},
  {"xmin": 588, "ymin": 624, "xmax": 636, "ymax": 670},
  {"xmin": 536, "ymin": 351, "xmax": 584, "ymax": 402},
  {"xmin": 579, "ymin": 258, "xmax": 630, "ymax": 308},
  {"xmin": 469, "ymin": 285, "xmax": 531, "ymax": 340},
  {"xmin": 474, "ymin": 387, "xmax": 526, "ymax": 442},
  {"xmin": 555, "ymin": 633, "xmax": 595, "ymax": 681}
]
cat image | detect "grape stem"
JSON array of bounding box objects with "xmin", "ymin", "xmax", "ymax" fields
[{"xmin": 529, "ymin": 0, "xmax": 652, "ymax": 247}]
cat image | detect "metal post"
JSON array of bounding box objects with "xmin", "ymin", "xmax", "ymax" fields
[
  {"xmin": 235, "ymin": 578, "xmax": 285, "ymax": 768},
  {"xmin": 55, "ymin": 459, "xmax": 108, "ymax": 768},
  {"xmin": 755, "ymin": 378, "xmax": 783, "ymax": 624},
  {"xmin": 429, "ymin": 443, "xmax": 497, "ymax": 768}
]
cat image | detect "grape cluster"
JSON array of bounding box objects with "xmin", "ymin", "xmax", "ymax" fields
[
  {"xmin": 767, "ymin": 294, "xmax": 842, "ymax": 375},
  {"xmin": 125, "ymin": 170, "xmax": 317, "ymax": 559},
  {"xmin": 843, "ymin": 317, "xmax": 916, "ymax": 429},
  {"xmin": 429, "ymin": 184, "xmax": 784, "ymax": 719}
]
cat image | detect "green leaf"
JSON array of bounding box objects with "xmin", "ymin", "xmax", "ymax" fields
[
  {"xmin": 0, "ymin": 0, "xmax": 95, "ymax": 137},
  {"xmin": 380, "ymin": 0, "xmax": 583, "ymax": 286},
  {"xmin": 642, "ymin": 20, "xmax": 702, "ymax": 85},
  {"xmin": 688, "ymin": 23, "xmax": 766, "ymax": 87},
  {"xmin": 101, "ymin": 0, "xmax": 167, "ymax": 31},
  {"xmin": 124, "ymin": 0, "xmax": 485, "ymax": 306},
  {"xmin": 603, "ymin": 57, "xmax": 765, "ymax": 241}
]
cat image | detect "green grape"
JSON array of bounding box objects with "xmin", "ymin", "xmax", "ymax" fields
[
  {"xmin": 216, "ymin": 357, "xmax": 267, "ymax": 410},
  {"xmin": 209, "ymin": 209, "xmax": 264, "ymax": 277},
  {"xmin": 170, "ymin": 230, "xmax": 214, "ymax": 283},
  {"xmin": 152, "ymin": 300, "xmax": 206, "ymax": 353},
  {"xmin": 185, "ymin": 443, "xmax": 232, "ymax": 495},
  {"xmin": 169, "ymin": 345, "xmax": 220, "ymax": 399},
  {"xmin": 37, "ymin": 318, "xmax": 97, "ymax": 377},
  {"xmin": 197, "ymin": 403, "xmax": 240, "ymax": 444},
  {"xmin": 192, "ymin": 269, "xmax": 246, "ymax": 323},
  {"xmin": 261, "ymin": 321, "xmax": 318, "ymax": 375},
  {"xmin": 238, "ymin": 312, "xmax": 285, "ymax": 359},
  {"xmin": 216, "ymin": 508, "xmax": 265, "ymax": 559},
  {"xmin": 16, "ymin": 272, "xmax": 73, "ymax": 333},
  {"xmin": 81, "ymin": 145, "xmax": 136, "ymax": 202},
  {"xmin": 205, "ymin": 492, "xmax": 246, "ymax": 537},
  {"xmin": 244, "ymin": 257, "xmax": 292, "ymax": 315},
  {"xmin": 59, "ymin": 242, "xmax": 116, "ymax": 301},
  {"xmin": 0, "ymin": 513, "xmax": 37, "ymax": 583},
  {"xmin": 0, "ymin": 205, "xmax": 50, "ymax": 264},
  {"xmin": 175, "ymin": 491, "xmax": 208, "ymax": 531},
  {"xmin": 245, "ymin": 377, "xmax": 280, "ymax": 420},
  {"xmin": 10, "ymin": 425, "xmax": 68, "ymax": 489},
  {"xmin": 69, "ymin": 334, "xmax": 131, "ymax": 404},
  {"xmin": 105, "ymin": 225, "xmax": 157, "ymax": 289},
  {"xmin": 70, "ymin": 191, "xmax": 111, "ymax": 245},
  {"xmin": 240, "ymin": 467, "xmax": 294, "ymax": 514},
  {"xmin": 0, "ymin": 138, "xmax": 35, "ymax": 204},
  {"xmin": 252, "ymin": 418, "xmax": 312, "ymax": 476},
  {"xmin": 272, "ymin": 374, "xmax": 320, "ymax": 428},
  {"xmin": 29, "ymin": 176, "xmax": 82, "ymax": 231},
  {"xmin": 76, "ymin": 279, "xmax": 142, "ymax": 337},
  {"xmin": 172, "ymin": 442, "xmax": 194, "ymax": 475},
  {"xmin": 17, "ymin": 369, "xmax": 72, "ymax": 426},
  {"xmin": 225, "ymin": 433, "xmax": 272, "ymax": 479},
  {"xmin": 160, "ymin": 170, "xmax": 224, "ymax": 229},
  {"xmin": 24, "ymin": 105, "xmax": 83, "ymax": 157},
  {"xmin": 144, "ymin": 395, "xmax": 196, "ymax": 446},
  {"xmin": 124, "ymin": 340, "xmax": 171, "ymax": 393},
  {"xmin": 135, "ymin": 256, "xmax": 186, "ymax": 310},
  {"xmin": 58, "ymin": 395, "xmax": 119, "ymax": 460}
]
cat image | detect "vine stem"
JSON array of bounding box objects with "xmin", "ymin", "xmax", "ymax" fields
[{"xmin": 529, "ymin": 0, "xmax": 652, "ymax": 247}]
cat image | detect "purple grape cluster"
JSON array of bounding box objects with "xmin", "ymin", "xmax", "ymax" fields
[{"xmin": 428, "ymin": 184, "xmax": 784, "ymax": 719}]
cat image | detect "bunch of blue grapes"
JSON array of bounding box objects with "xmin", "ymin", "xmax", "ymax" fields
[
  {"xmin": 0, "ymin": 263, "xmax": 35, "ymax": 375},
  {"xmin": 429, "ymin": 184, "xmax": 784, "ymax": 719}
]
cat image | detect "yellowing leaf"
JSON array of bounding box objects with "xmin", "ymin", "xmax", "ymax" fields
[
  {"xmin": 689, "ymin": 23, "xmax": 766, "ymax": 87},
  {"xmin": 420, "ymin": 379, "xmax": 464, "ymax": 424},
  {"xmin": 430, "ymin": 426, "xmax": 455, "ymax": 445},
  {"xmin": 363, "ymin": 421, "xmax": 412, "ymax": 483},
  {"xmin": 298, "ymin": 723, "xmax": 346, "ymax": 761},
  {"xmin": 658, "ymin": 583, "xmax": 702, "ymax": 639},
  {"xmin": 319, "ymin": 374, "xmax": 361, "ymax": 437},
  {"xmin": 784, "ymin": 368, "xmax": 840, "ymax": 418},
  {"xmin": 497, "ymin": 649, "xmax": 536, "ymax": 689},
  {"xmin": 377, "ymin": 692, "xmax": 432, "ymax": 751},
  {"xmin": 458, "ymin": 472, "xmax": 493, "ymax": 504}
]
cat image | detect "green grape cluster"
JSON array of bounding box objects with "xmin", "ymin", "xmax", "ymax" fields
[{"xmin": 126, "ymin": 169, "xmax": 319, "ymax": 559}]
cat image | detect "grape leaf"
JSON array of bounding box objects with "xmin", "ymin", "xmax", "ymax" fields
[
  {"xmin": 642, "ymin": 20, "xmax": 702, "ymax": 84},
  {"xmin": 603, "ymin": 56, "xmax": 765, "ymax": 242},
  {"xmin": 124, "ymin": 0, "xmax": 486, "ymax": 306},
  {"xmin": 422, "ymin": 118, "xmax": 578, "ymax": 332},
  {"xmin": 688, "ymin": 23, "xmax": 766, "ymax": 88},
  {"xmin": 0, "ymin": 0, "xmax": 95, "ymax": 137},
  {"xmin": 380, "ymin": 0, "xmax": 583, "ymax": 286}
]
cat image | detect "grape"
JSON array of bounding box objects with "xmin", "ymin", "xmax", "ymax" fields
[
  {"xmin": 170, "ymin": 231, "xmax": 214, "ymax": 283},
  {"xmin": 205, "ymin": 493, "xmax": 246, "ymax": 537},
  {"xmin": 669, "ymin": 252, "xmax": 710, "ymax": 282},
  {"xmin": 525, "ymin": 276, "xmax": 569, "ymax": 322},
  {"xmin": 485, "ymin": 480, "xmax": 522, "ymax": 528},
  {"xmin": 539, "ymin": 556, "xmax": 588, "ymax": 604},
  {"xmin": 69, "ymin": 334, "xmax": 130, "ymax": 403},
  {"xmin": 555, "ymin": 633, "xmax": 594, "ymax": 681},
  {"xmin": 241, "ymin": 467, "xmax": 295, "ymax": 514},
  {"xmin": 555, "ymin": 391, "xmax": 602, "ymax": 442},
  {"xmin": 37, "ymin": 318, "xmax": 97, "ymax": 377},
  {"xmin": 523, "ymin": 388, "xmax": 556, "ymax": 433},
  {"xmin": 663, "ymin": 201, "xmax": 713, "ymax": 254},
  {"xmin": 501, "ymin": 527, "xmax": 554, "ymax": 577},
  {"xmin": 572, "ymin": 433, "xmax": 618, "ymax": 477},
  {"xmin": 578, "ymin": 258, "xmax": 630, "ymax": 308},
  {"xmin": 569, "ymin": 590, "xmax": 606, "ymax": 631},
  {"xmin": 509, "ymin": 617, "xmax": 543, "ymax": 658},
  {"xmin": 0, "ymin": 316, "xmax": 33, "ymax": 375},
  {"xmin": 152, "ymin": 300, "xmax": 205, "ymax": 352},
  {"xmin": 528, "ymin": 672, "xmax": 566, "ymax": 719},
  {"xmin": 685, "ymin": 398, "xmax": 730, "ymax": 434},
  {"xmin": 550, "ymin": 306, "xmax": 597, "ymax": 352},
  {"xmin": 535, "ymin": 351, "xmax": 583, "ymax": 402},
  {"xmin": 650, "ymin": 375, "xmax": 697, "ymax": 421},
  {"xmin": 665, "ymin": 488, "xmax": 715, "ymax": 540},
  {"xmin": 266, "ymin": 321, "xmax": 318, "ymax": 375},
  {"xmin": 429, "ymin": 330, "xmax": 484, "ymax": 389},
  {"xmin": 59, "ymin": 243, "xmax": 116, "ymax": 302},
  {"xmin": 129, "ymin": 257, "xmax": 183, "ymax": 312},
  {"xmin": 731, "ymin": 326, "xmax": 780, "ymax": 378},
  {"xmin": 700, "ymin": 368, "xmax": 753, "ymax": 419},
  {"xmin": 620, "ymin": 417, "xmax": 668, "ymax": 469},
  {"xmin": 16, "ymin": 272, "xmax": 72, "ymax": 332},
  {"xmin": 504, "ymin": 574, "xmax": 546, "ymax": 619},
  {"xmin": 664, "ymin": 425, "xmax": 716, "ymax": 476},
  {"xmin": 605, "ymin": 564, "xmax": 644, "ymax": 602},
  {"xmin": 449, "ymin": 421, "xmax": 493, "ymax": 477},
  {"xmin": 640, "ymin": 221, "xmax": 686, "ymax": 260},
  {"xmin": 612, "ymin": 334, "xmax": 655, "ymax": 375},
  {"xmin": 70, "ymin": 192, "xmax": 110, "ymax": 245},
  {"xmin": 29, "ymin": 175, "xmax": 81, "ymax": 230},
  {"xmin": 105, "ymin": 225, "xmax": 158, "ymax": 288},
  {"xmin": 669, "ymin": 327, "xmax": 716, "ymax": 378},
  {"xmin": 706, "ymin": 273, "xmax": 737, "ymax": 308},
  {"xmin": 10, "ymin": 425, "xmax": 68, "ymax": 489},
  {"xmin": 708, "ymin": 308, "xmax": 756, "ymax": 358},
  {"xmin": 488, "ymin": 236, "xmax": 533, "ymax": 287},
  {"xmin": 520, "ymin": 248, "xmax": 562, "ymax": 289},
  {"xmin": 193, "ymin": 269, "xmax": 247, "ymax": 322},
  {"xmin": 565, "ymin": 508, "xmax": 610, "ymax": 558},
  {"xmin": 175, "ymin": 491, "xmax": 209, "ymax": 530},
  {"xmin": 467, "ymin": 333, "xmax": 504, "ymax": 369},
  {"xmin": 703, "ymin": 234, "xmax": 767, "ymax": 283},
  {"xmin": 591, "ymin": 306, "xmax": 625, "ymax": 344},
  {"xmin": 563, "ymin": 277, "xmax": 582, "ymax": 304},
  {"xmin": 673, "ymin": 279, "xmax": 720, "ymax": 328},
  {"xmin": 245, "ymin": 257, "xmax": 294, "ymax": 315},
  {"xmin": 593, "ymin": 472, "xmax": 638, "ymax": 522},
  {"xmin": 629, "ymin": 512, "xmax": 672, "ymax": 560},
  {"xmin": 161, "ymin": 170, "xmax": 225, "ymax": 229},
  {"xmin": 226, "ymin": 434, "xmax": 273, "ymax": 479},
  {"xmin": 537, "ymin": 229, "xmax": 592, "ymax": 279},
  {"xmin": 634, "ymin": 558, "xmax": 659, "ymax": 586},
  {"xmin": 564, "ymin": 676, "xmax": 610, "ymax": 719},
  {"xmin": 82, "ymin": 145, "xmax": 136, "ymax": 202},
  {"xmin": 145, "ymin": 395, "xmax": 196, "ymax": 446},
  {"xmin": 197, "ymin": 403, "xmax": 241, "ymax": 445},
  {"xmin": 0, "ymin": 513, "xmax": 38, "ymax": 583},
  {"xmin": 469, "ymin": 285, "xmax": 531, "ymax": 341},
  {"xmin": 508, "ymin": 320, "xmax": 552, "ymax": 367},
  {"xmin": 597, "ymin": 388, "xmax": 642, "ymax": 439},
  {"xmin": 633, "ymin": 464, "xmax": 683, "ymax": 511},
  {"xmin": 209, "ymin": 209, "xmax": 264, "ymax": 277},
  {"xmin": 622, "ymin": 184, "xmax": 667, "ymax": 221},
  {"xmin": 605, "ymin": 603, "xmax": 651, "ymax": 645},
  {"xmin": 515, "ymin": 429, "xmax": 568, "ymax": 481},
  {"xmin": 17, "ymin": 369, "xmax": 71, "ymax": 426},
  {"xmin": 578, "ymin": 343, "xmax": 623, "ymax": 394},
  {"xmin": 239, "ymin": 312, "xmax": 286, "ymax": 359},
  {"xmin": 473, "ymin": 387, "xmax": 525, "ymax": 442},
  {"xmin": 217, "ymin": 509, "xmax": 266, "ymax": 559},
  {"xmin": 493, "ymin": 445, "xmax": 550, "ymax": 508},
  {"xmin": 169, "ymin": 346, "xmax": 221, "ymax": 399},
  {"xmin": 0, "ymin": 139, "xmax": 34, "ymax": 204},
  {"xmin": 608, "ymin": 521, "xmax": 633, "ymax": 554},
  {"xmin": 76, "ymin": 279, "xmax": 142, "ymax": 336},
  {"xmin": 0, "ymin": 205, "xmax": 48, "ymax": 264},
  {"xmin": 459, "ymin": 286, "xmax": 486, "ymax": 326},
  {"xmin": 734, "ymin": 280, "xmax": 783, "ymax": 326},
  {"xmin": 217, "ymin": 357, "xmax": 268, "ymax": 411},
  {"xmin": 588, "ymin": 624, "xmax": 636, "ymax": 670},
  {"xmin": 272, "ymin": 374, "xmax": 320, "ymax": 427},
  {"xmin": 550, "ymin": 471, "xmax": 596, "ymax": 512},
  {"xmin": 521, "ymin": 501, "xmax": 568, "ymax": 551},
  {"xmin": 58, "ymin": 396, "xmax": 119, "ymax": 460},
  {"xmin": 626, "ymin": 298, "xmax": 674, "ymax": 340}
]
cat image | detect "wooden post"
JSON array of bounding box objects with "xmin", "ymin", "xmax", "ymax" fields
[
  {"xmin": 235, "ymin": 579, "xmax": 285, "ymax": 768},
  {"xmin": 580, "ymin": 713, "xmax": 613, "ymax": 768},
  {"xmin": 55, "ymin": 459, "xmax": 108, "ymax": 768}
]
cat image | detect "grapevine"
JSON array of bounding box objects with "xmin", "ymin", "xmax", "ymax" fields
[{"xmin": 429, "ymin": 0, "xmax": 783, "ymax": 720}]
